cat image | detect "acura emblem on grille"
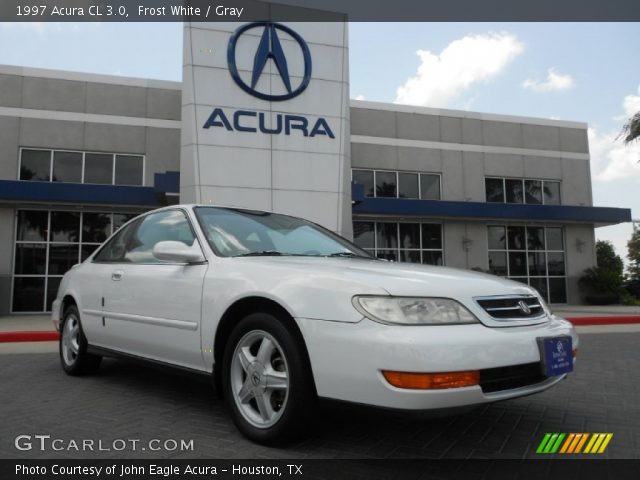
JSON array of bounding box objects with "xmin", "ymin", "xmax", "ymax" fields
[{"xmin": 518, "ymin": 300, "xmax": 532, "ymax": 315}]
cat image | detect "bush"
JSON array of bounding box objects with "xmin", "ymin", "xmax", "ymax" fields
[
  {"xmin": 579, "ymin": 266, "xmax": 623, "ymax": 305},
  {"xmin": 620, "ymin": 290, "xmax": 640, "ymax": 306}
]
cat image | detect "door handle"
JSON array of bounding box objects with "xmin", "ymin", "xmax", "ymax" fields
[{"xmin": 111, "ymin": 270, "xmax": 124, "ymax": 281}]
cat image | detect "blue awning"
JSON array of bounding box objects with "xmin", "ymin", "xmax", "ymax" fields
[
  {"xmin": 352, "ymin": 183, "xmax": 631, "ymax": 226},
  {"xmin": 0, "ymin": 180, "xmax": 161, "ymax": 206},
  {"xmin": 0, "ymin": 171, "xmax": 181, "ymax": 207}
]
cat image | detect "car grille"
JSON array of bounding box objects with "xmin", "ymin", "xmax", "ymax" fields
[
  {"xmin": 479, "ymin": 362, "xmax": 547, "ymax": 393},
  {"xmin": 475, "ymin": 295, "xmax": 544, "ymax": 320}
]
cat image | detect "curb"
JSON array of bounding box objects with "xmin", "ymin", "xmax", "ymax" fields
[
  {"xmin": 566, "ymin": 316, "xmax": 640, "ymax": 326},
  {"xmin": 0, "ymin": 331, "xmax": 59, "ymax": 343}
]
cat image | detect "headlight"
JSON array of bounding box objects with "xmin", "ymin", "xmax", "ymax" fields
[{"xmin": 352, "ymin": 296, "xmax": 479, "ymax": 326}]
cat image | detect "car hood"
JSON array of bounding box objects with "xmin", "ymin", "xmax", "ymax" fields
[{"xmin": 235, "ymin": 256, "xmax": 537, "ymax": 299}]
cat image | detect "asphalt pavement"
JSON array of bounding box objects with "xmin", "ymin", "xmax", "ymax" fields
[{"xmin": 0, "ymin": 331, "xmax": 638, "ymax": 460}]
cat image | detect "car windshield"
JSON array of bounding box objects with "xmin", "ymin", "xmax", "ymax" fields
[{"xmin": 194, "ymin": 207, "xmax": 372, "ymax": 258}]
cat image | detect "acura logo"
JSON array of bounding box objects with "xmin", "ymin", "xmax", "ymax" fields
[
  {"xmin": 227, "ymin": 22, "xmax": 312, "ymax": 101},
  {"xmin": 518, "ymin": 300, "xmax": 532, "ymax": 315}
]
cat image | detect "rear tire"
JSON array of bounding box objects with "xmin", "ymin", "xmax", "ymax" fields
[
  {"xmin": 222, "ymin": 311, "xmax": 315, "ymax": 444},
  {"xmin": 59, "ymin": 305, "xmax": 102, "ymax": 376}
]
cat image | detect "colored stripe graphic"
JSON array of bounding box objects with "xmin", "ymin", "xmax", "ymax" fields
[
  {"xmin": 537, "ymin": 433, "xmax": 565, "ymax": 453},
  {"xmin": 549, "ymin": 433, "xmax": 565, "ymax": 453},
  {"xmin": 536, "ymin": 433, "xmax": 552, "ymax": 453},
  {"xmin": 537, "ymin": 433, "xmax": 612, "ymax": 454},
  {"xmin": 590, "ymin": 434, "xmax": 606, "ymax": 453},
  {"xmin": 559, "ymin": 433, "xmax": 575, "ymax": 453},
  {"xmin": 574, "ymin": 433, "xmax": 589, "ymax": 453},
  {"xmin": 544, "ymin": 433, "xmax": 559, "ymax": 453},
  {"xmin": 584, "ymin": 433, "xmax": 614, "ymax": 454},
  {"xmin": 583, "ymin": 434, "xmax": 598, "ymax": 453},
  {"xmin": 564, "ymin": 433, "xmax": 587, "ymax": 453},
  {"xmin": 597, "ymin": 434, "xmax": 613, "ymax": 453}
]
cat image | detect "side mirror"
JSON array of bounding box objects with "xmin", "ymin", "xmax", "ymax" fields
[{"xmin": 152, "ymin": 241, "xmax": 204, "ymax": 264}]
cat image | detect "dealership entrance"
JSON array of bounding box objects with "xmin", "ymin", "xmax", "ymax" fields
[{"xmin": 12, "ymin": 209, "xmax": 138, "ymax": 312}]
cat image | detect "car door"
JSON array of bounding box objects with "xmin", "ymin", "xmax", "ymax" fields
[
  {"xmin": 93, "ymin": 209, "xmax": 208, "ymax": 370},
  {"xmin": 79, "ymin": 217, "xmax": 140, "ymax": 346}
]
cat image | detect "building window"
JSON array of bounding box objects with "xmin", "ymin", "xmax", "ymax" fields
[
  {"xmin": 352, "ymin": 169, "xmax": 442, "ymax": 200},
  {"xmin": 487, "ymin": 225, "xmax": 567, "ymax": 303},
  {"xmin": 353, "ymin": 221, "xmax": 443, "ymax": 265},
  {"xmin": 420, "ymin": 174, "xmax": 441, "ymax": 200},
  {"xmin": 375, "ymin": 171, "xmax": 397, "ymax": 198},
  {"xmin": 505, "ymin": 179, "xmax": 523, "ymax": 204},
  {"xmin": 52, "ymin": 151, "xmax": 83, "ymax": 183},
  {"xmin": 12, "ymin": 209, "xmax": 139, "ymax": 313},
  {"xmin": 115, "ymin": 154, "xmax": 144, "ymax": 186},
  {"xmin": 84, "ymin": 153, "xmax": 114, "ymax": 184},
  {"xmin": 351, "ymin": 169, "xmax": 374, "ymax": 197},
  {"xmin": 485, "ymin": 177, "xmax": 561, "ymax": 205},
  {"xmin": 543, "ymin": 181, "xmax": 561, "ymax": 205},
  {"xmin": 19, "ymin": 149, "xmax": 51, "ymax": 181},
  {"xmin": 18, "ymin": 148, "xmax": 145, "ymax": 186},
  {"xmin": 524, "ymin": 180, "xmax": 542, "ymax": 204},
  {"xmin": 398, "ymin": 172, "xmax": 419, "ymax": 199}
]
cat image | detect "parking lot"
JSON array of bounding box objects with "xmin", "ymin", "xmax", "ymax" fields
[{"xmin": 1, "ymin": 331, "xmax": 639, "ymax": 460}]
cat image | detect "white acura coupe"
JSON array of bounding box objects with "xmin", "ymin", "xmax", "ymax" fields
[{"xmin": 52, "ymin": 205, "xmax": 577, "ymax": 444}]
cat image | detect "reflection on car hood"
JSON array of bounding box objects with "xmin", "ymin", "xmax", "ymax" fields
[{"xmin": 234, "ymin": 256, "xmax": 536, "ymax": 298}]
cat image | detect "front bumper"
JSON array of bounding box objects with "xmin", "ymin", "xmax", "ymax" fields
[{"xmin": 297, "ymin": 315, "xmax": 577, "ymax": 410}]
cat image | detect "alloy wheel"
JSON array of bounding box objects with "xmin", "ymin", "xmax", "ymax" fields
[
  {"xmin": 230, "ymin": 329, "xmax": 290, "ymax": 429},
  {"xmin": 61, "ymin": 313, "xmax": 80, "ymax": 366}
]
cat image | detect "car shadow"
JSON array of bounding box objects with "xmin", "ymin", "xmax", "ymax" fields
[{"xmin": 89, "ymin": 356, "xmax": 490, "ymax": 455}]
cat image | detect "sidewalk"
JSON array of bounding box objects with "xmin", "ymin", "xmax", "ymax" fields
[
  {"xmin": 0, "ymin": 314, "xmax": 58, "ymax": 345},
  {"xmin": 0, "ymin": 315, "xmax": 58, "ymax": 353},
  {"xmin": 553, "ymin": 305, "xmax": 640, "ymax": 316},
  {"xmin": 553, "ymin": 304, "xmax": 640, "ymax": 326},
  {"xmin": 0, "ymin": 315, "xmax": 52, "ymax": 332}
]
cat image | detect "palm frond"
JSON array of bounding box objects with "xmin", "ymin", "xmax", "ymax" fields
[{"xmin": 618, "ymin": 111, "xmax": 640, "ymax": 144}]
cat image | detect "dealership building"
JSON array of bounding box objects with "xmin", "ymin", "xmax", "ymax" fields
[{"xmin": 0, "ymin": 19, "xmax": 632, "ymax": 315}]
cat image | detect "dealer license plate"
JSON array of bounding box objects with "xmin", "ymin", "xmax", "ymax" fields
[{"xmin": 537, "ymin": 336, "xmax": 573, "ymax": 377}]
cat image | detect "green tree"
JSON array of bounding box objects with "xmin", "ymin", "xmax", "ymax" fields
[
  {"xmin": 596, "ymin": 240, "xmax": 623, "ymax": 276},
  {"xmin": 628, "ymin": 228, "xmax": 640, "ymax": 281},
  {"xmin": 579, "ymin": 240, "xmax": 625, "ymax": 305}
]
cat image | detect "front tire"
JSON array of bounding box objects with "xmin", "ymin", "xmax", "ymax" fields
[
  {"xmin": 222, "ymin": 312, "xmax": 315, "ymax": 444},
  {"xmin": 59, "ymin": 305, "xmax": 102, "ymax": 376}
]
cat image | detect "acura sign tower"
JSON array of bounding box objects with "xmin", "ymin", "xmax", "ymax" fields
[{"xmin": 181, "ymin": 7, "xmax": 352, "ymax": 237}]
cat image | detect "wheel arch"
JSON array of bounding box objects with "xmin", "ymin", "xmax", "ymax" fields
[
  {"xmin": 60, "ymin": 294, "xmax": 79, "ymax": 322},
  {"xmin": 213, "ymin": 296, "xmax": 317, "ymax": 396}
]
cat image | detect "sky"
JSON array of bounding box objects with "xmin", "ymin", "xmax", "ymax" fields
[{"xmin": 0, "ymin": 21, "xmax": 638, "ymax": 267}]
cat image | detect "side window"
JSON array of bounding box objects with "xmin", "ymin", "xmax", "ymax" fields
[
  {"xmin": 124, "ymin": 210, "xmax": 197, "ymax": 264},
  {"xmin": 93, "ymin": 218, "xmax": 140, "ymax": 263}
]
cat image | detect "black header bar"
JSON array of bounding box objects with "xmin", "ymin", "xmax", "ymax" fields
[
  {"xmin": 1, "ymin": 0, "xmax": 640, "ymax": 22},
  {"xmin": 3, "ymin": 459, "xmax": 640, "ymax": 480}
]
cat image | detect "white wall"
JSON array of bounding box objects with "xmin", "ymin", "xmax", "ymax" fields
[{"xmin": 181, "ymin": 18, "xmax": 352, "ymax": 237}]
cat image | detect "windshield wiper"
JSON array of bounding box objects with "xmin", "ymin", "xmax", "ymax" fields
[
  {"xmin": 235, "ymin": 250, "xmax": 284, "ymax": 257},
  {"xmin": 325, "ymin": 252, "xmax": 369, "ymax": 258},
  {"xmin": 236, "ymin": 251, "xmax": 371, "ymax": 259}
]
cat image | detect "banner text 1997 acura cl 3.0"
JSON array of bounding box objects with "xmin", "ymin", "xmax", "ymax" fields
[{"xmin": 52, "ymin": 205, "xmax": 577, "ymax": 444}]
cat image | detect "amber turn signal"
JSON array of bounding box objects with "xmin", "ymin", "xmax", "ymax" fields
[
  {"xmin": 572, "ymin": 348, "xmax": 577, "ymax": 357},
  {"xmin": 382, "ymin": 370, "xmax": 480, "ymax": 390}
]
